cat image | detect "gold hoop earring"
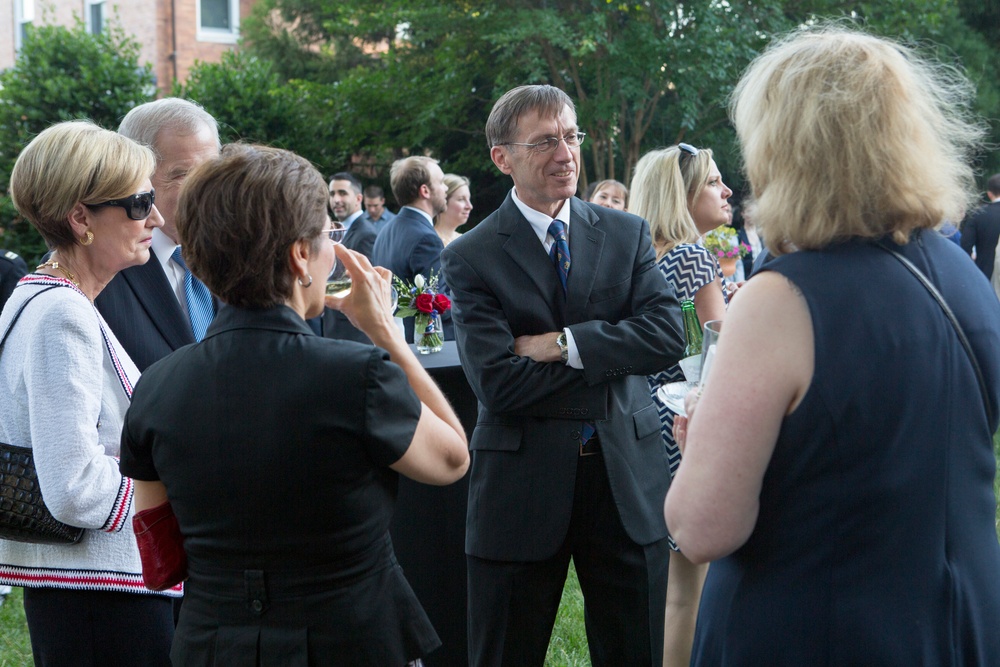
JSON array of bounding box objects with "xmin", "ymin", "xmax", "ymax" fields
[
  {"xmin": 80, "ymin": 230, "xmax": 94, "ymax": 246},
  {"xmin": 298, "ymin": 274, "xmax": 313, "ymax": 288}
]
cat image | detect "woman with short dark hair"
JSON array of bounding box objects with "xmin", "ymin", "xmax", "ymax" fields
[{"xmin": 120, "ymin": 143, "xmax": 469, "ymax": 666}]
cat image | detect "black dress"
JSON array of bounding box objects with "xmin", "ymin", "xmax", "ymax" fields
[
  {"xmin": 691, "ymin": 231, "xmax": 1000, "ymax": 665},
  {"xmin": 121, "ymin": 305, "xmax": 440, "ymax": 666}
]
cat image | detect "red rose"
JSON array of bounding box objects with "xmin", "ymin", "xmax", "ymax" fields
[
  {"xmin": 432, "ymin": 294, "xmax": 451, "ymax": 313},
  {"xmin": 414, "ymin": 292, "xmax": 435, "ymax": 313}
]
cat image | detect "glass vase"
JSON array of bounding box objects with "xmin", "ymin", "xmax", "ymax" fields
[{"xmin": 415, "ymin": 311, "xmax": 444, "ymax": 354}]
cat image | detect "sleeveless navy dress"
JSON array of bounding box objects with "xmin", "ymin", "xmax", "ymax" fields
[{"xmin": 691, "ymin": 231, "xmax": 1000, "ymax": 665}]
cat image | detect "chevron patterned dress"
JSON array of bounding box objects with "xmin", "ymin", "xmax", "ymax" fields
[{"xmin": 646, "ymin": 243, "xmax": 726, "ymax": 550}]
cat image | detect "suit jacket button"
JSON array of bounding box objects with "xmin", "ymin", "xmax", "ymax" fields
[{"xmin": 571, "ymin": 430, "xmax": 580, "ymax": 439}]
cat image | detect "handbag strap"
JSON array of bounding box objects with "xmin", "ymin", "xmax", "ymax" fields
[
  {"xmin": 875, "ymin": 241, "xmax": 994, "ymax": 426},
  {"xmin": 1, "ymin": 277, "xmax": 134, "ymax": 398},
  {"xmin": 0, "ymin": 285, "xmax": 59, "ymax": 352}
]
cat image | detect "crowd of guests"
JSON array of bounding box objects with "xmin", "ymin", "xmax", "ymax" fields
[{"xmin": 2, "ymin": 23, "xmax": 1000, "ymax": 667}]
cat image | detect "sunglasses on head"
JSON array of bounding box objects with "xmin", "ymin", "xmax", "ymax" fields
[
  {"xmin": 678, "ymin": 143, "xmax": 700, "ymax": 162},
  {"xmin": 86, "ymin": 189, "xmax": 155, "ymax": 220}
]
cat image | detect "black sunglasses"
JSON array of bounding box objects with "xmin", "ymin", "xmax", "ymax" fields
[{"xmin": 86, "ymin": 189, "xmax": 155, "ymax": 221}]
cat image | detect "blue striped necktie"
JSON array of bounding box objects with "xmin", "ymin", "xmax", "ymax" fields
[
  {"xmin": 171, "ymin": 246, "xmax": 213, "ymax": 342},
  {"xmin": 548, "ymin": 219, "xmax": 570, "ymax": 295}
]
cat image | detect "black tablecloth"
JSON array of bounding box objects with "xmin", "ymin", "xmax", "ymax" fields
[{"xmin": 389, "ymin": 342, "xmax": 473, "ymax": 666}]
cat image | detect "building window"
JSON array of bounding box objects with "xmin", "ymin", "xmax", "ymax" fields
[
  {"xmin": 14, "ymin": 0, "xmax": 35, "ymax": 50},
  {"xmin": 197, "ymin": 0, "xmax": 239, "ymax": 44},
  {"xmin": 86, "ymin": 1, "xmax": 106, "ymax": 35}
]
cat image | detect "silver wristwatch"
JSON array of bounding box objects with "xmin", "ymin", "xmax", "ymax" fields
[{"xmin": 556, "ymin": 331, "xmax": 569, "ymax": 364}]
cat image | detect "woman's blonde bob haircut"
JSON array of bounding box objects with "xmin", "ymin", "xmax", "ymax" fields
[
  {"xmin": 630, "ymin": 145, "xmax": 714, "ymax": 258},
  {"xmin": 10, "ymin": 120, "xmax": 155, "ymax": 250},
  {"xmin": 731, "ymin": 25, "xmax": 985, "ymax": 254}
]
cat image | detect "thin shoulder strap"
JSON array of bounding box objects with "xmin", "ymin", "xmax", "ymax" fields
[
  {"xmin": 0, "ymin": 286, "xmax": 59, "ymax": 351},
  {"xmin": 0, "ymin": 282, "xmax": 133, "ymax": 398},
  {"xmin": 875, "ymin": 241, "xmax": 994, "ymax": 426}
]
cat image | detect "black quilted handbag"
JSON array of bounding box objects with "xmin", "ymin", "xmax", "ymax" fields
[
  {"xmin": 0, "ymin": 442, "xmax": 84, "ymax": 544},
  {"xmin": 0, "ymin": 285, "xmax": 84, "ymax": 545}
]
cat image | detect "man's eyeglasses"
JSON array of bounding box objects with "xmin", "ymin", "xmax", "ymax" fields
[
  {"xmin": 324, "ymin": 223, "xmax": 346, "ymax": 245},
  {"xmin": 497, "ymin": 132, "xmax": 587, "ymax": 154},
  {"xmin": 678, "ymin": 143, "xmax": 700, "ymax": 162},
  {"xmin": 86, "ymin": 189, "xmax": 156, "ymax": 221}
]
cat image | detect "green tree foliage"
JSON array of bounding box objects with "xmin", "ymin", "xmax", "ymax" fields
[
  {"xmin": 779, "ymin": 0, "xmax": 1000, "ymax": 185},
  {"xmin": 242, "ymin": 0, "xmax": 1000, "ymax": 214},
  {"xmin": 176, "ymin": 50, "xmax": 347, "ymax": 175},
  {"xmin": 241, "ymin": 0, "xmax": 789, "ymax": 211},
  {"xmin": 0, "ymin": 21, "xmax": 155, "ymax": 263}
]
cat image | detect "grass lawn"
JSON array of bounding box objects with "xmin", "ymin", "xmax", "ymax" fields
[{"xmin": 3, "ymin": 430, "xmax": 1000, "ymax": 665}]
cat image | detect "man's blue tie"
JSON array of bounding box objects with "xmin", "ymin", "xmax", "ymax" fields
[
  {"xmin": 548, "ymin": 219, "xmax": 570, "ymax": 295},
  {"xmin": 171, "ymin": 246, "xmax": 213, "ymax": 342}
]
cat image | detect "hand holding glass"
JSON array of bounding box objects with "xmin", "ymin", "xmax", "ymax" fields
[
  {"xmin": 700, "ymin": 320, "xmax": 722, "ymax": 386},
  {"xmin": 324, "ymin": 224, "xmax": 351, "ymax": 297}
]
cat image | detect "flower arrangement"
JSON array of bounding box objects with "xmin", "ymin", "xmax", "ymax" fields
[
  {"xmin": 702, "ymin": 227, "xmax": 751, "ymax": 260},
  {"xmin": 393, "ymin": 270, "xmax": 451, "ymax": 353}
]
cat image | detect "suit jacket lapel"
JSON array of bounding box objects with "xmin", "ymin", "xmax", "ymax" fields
[
  {"xmin": 497, "ymin": 195, "xmax": 565, "ymax": 318},
  {"xmin": 566, "ymin": 199, "xmax": 605, "ymax": 317},
  {"xmin": 124, "ymin": 258, "xmax": 196, "ymax": 348}
]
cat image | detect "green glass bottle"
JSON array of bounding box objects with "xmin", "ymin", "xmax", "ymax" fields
[{"xmin": 681, "ymin": 299, "xmax": 702, "ymax": 357}]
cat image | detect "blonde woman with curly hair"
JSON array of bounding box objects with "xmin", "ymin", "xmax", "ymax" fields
[
  {"xmin": 629, "ymin": 143, "xmax": 732, "ymax": 667},
  {"xmin": 665, "ymin": 26, "xmax": 1000, "ymax": 665}
]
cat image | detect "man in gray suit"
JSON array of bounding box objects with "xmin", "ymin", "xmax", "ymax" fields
[
  {"xmin": 440, "ymin": 85, "xmax": 684, "ymax": 666},
  {"xmin": 95, "ymin": 98, "xmax": 220, "ymax": 371}
]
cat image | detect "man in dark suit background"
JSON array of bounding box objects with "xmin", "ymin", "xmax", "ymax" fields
[
  {"xmin": 95, "ymin": 98, "xmax": 221, "ymax": 371},
  {"xmin": 440, "ymin": 85, "xmax": 684, "ymax": 666},
  {"xmin": 308, "ymin": 172, "xmax": 377, "ymax": 343},
  {"xmin": 372, "ymin": 156, "xmax": 450, "ymax": 342},
  {"xmin": 960, "ymin": 172, "xmax": 1000, "ymax": 279},
  {"xmin": 329, "ymin": 172, "xmax": 376, "ymax": 259},
  {"xmin": 0, "ymin": 249, "xmax": 28, "ymax": 311}
]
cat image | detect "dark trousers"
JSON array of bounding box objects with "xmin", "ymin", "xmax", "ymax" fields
[
  {"xmin": 22, "ymin": 587, "xmax": 173, "ymax": 667},
  {"xmin": 467, "ymin": 454, "xmax": 670, "ymax": 667}
]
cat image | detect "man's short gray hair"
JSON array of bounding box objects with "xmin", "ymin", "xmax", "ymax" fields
[
  {"xmin": 118, "ymin": 97, "xmax": 220, "ymax": 155},
  {"xmin": 485, "ymin": 85, "xmax": 575, "ymax": 148}
]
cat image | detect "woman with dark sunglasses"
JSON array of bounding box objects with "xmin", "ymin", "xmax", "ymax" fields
[{"xmin": 0, "ymin": 120, "xmax": 173, "ymax": 664}]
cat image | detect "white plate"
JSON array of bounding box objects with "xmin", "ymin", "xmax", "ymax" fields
[{"xmin": 657, "ymin": 381, "xmax": 696, "ymax": 417}]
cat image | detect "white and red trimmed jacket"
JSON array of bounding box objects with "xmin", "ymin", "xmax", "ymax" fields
[{"xmin": 0, "ymin": 277, "xmax": 180, "ymax": 596}]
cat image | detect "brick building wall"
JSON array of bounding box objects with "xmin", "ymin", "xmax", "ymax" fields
[{"xmin": 1, "ymin": 0, "xmax": 258, "ymax": 94}]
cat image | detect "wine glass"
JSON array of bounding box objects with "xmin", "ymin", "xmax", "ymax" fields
[
  {"xmin": 324, "ymin": 223, "xmax": 350, "ymax": 297},
  {"xmin": 700, "ymin": 320, "xmax": 722, "ymax": 385}
]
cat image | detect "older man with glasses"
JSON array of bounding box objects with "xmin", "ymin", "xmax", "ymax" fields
[
  {"xmin": 441, "ymin": 84, "xmax": 685, "ymax": 667},
  {"xmin": 95, "ymin": 97, "xmax": 221, "ymax": 372}
]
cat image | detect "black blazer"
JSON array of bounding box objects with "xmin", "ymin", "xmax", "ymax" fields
[
  {"xmin": 960, "ymin": 201, "xmax": 1000, "ymax": 278},
  {"xmin": 344, "ymin": 215, "xmax": 377, "ymax": 261},
  {"xmin": 0, "ymin": 250, "xmax": 28, "ymax": 311},
  {"xmin": 95, "ymin": 256, "xmax": 198, "ymax": 372},
  {"xmin": 440, "ymin": 194, "xmax": 685, "ymax": 560}
]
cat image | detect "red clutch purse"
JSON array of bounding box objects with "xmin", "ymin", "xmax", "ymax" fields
[{"xmin": 133, "ymin": 500, "xmax": 187, "ymax": 591}]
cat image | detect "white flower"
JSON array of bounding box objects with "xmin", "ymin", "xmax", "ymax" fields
[{"xmin": 414, "ymin": 274, "xmax": 425, "ymax": 290}]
